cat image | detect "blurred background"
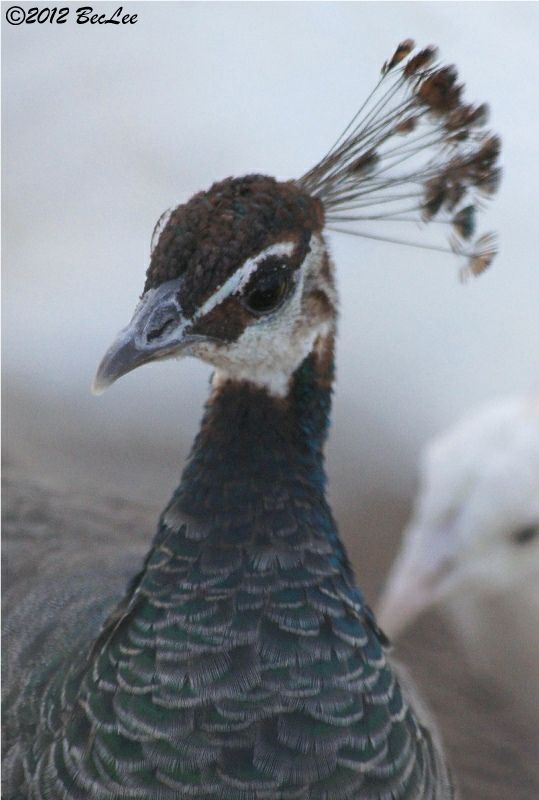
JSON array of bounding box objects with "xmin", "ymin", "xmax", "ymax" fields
[
  {"xmin": 3, "ymin": 1, "xmax": 539, "ymax": 592},
  {"xmin": 3, "ymin": 4, "xmax": 539, "ymax": 795}
]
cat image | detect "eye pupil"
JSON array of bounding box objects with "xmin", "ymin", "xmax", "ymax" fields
[{"xmin": 243, "ymin": 270, "xmax": 289, "ymax": 315}]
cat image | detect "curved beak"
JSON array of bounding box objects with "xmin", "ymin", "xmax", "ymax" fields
[{"xmin": 92, "ymin": 277, "xmax": 193, "ymax": 395}]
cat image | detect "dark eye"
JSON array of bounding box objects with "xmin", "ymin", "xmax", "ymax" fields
[
  {"xmin": 242, "ymin": 266, "xmax": 291, "ymax": 316},
  {"xmin": 511, "ymin": 526, "xmax": 538, "ymax": 546}
]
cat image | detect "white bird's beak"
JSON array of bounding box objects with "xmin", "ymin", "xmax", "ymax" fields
[{"xmin": 376, "ymin": 533, "xmax": 456, "ymax": 640}]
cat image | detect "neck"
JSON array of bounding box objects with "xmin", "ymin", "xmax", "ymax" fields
[
  {"xmin": 52, "ymin": 331, "xmax": 376, "ymax": 798},
  {"xmin": 171, "ymin": 334, "xmax": 336, "ymax": 532}
]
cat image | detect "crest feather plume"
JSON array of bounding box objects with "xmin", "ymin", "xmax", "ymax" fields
[{"xmin": 297, "ymin": 41, "xmax": 501, "ymax": 279}]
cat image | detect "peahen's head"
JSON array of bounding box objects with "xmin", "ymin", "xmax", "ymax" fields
[
  {"xmin": 94, "ymin": 41, "xmax": 500, "ymax": 397},
  {"xmin": 93, "ymin": 175, "xmax": 335, "ymax": 396}
]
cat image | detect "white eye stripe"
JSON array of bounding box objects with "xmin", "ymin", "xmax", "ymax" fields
[{"xmin": 193, "ymin": 241, "xmax": 296, "ymax": 321}]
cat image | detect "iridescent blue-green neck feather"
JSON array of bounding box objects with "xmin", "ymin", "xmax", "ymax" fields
[
  {"xmin": 172, "ymin": 346, "xmax": 339, "ymax": 555},
  {"xmin": 5, "ymin": 341, "xmax": 453, "ymax": 799},
  {"xmin": 183, "ymin": 346, "xmax": 334, "ymax": 501}
]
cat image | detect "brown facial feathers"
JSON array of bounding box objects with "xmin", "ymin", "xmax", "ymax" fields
[{"xmin": 145, "ymin": 175, "xmax": 324, "ymax": 317}]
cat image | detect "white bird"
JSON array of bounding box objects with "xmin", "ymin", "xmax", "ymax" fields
[{"xmin": 377, "ymin": 394, "xmax": 539, "ymax": 722}]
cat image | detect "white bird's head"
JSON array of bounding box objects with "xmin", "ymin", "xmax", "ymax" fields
[{"xmin": 377, "ymin": 397, "xmax": 539, "ymax": 638}]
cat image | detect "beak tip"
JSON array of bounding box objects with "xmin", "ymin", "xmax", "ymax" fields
[
  {"xmin": 91, "ymin": 375, "xmax": 108, "ymax": 396},
  {"xmin": 91, "ymin": 380, "xmax": 105, "ymax": 396},
  {"xmin": 91, "ymin": 362, "xmax": 114, "ymax": 396}
]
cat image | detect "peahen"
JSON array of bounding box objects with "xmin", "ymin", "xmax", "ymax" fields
[{"xmin": 3, "ymin": 42, "xmax": 500, "ymax": 799}]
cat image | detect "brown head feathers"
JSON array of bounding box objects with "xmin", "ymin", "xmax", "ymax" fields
[{"xmin": 145, "ymin": 176, "xmax": 323, "ymax": 314}]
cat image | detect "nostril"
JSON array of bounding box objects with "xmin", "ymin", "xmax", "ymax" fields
[{"xmin": 146, "ymin": 318, "xmax": 176, "ymax": 343}]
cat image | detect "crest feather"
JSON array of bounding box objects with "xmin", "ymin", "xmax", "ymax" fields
[{"xmin": 297, "ymin": 41, "xmax": 501, "ymax": 280}]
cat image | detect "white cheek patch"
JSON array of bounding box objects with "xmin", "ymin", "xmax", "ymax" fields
[
  {"xmin": 194, "ymin": 240, "xmax": 296, "ymax": 322},
  {"xmin": 204, "ymin": 233, "xmax": 333, "ymax": 397}
]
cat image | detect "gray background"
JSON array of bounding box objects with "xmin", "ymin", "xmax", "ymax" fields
[{"xmin": 3, "ymin": 1, "xmax": 539, "ymax": 596}]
